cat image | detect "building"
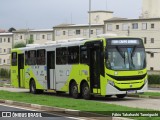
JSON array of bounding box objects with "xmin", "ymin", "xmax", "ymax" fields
[
  {"xmin": 0, "ymin": 33, "xmax": 13, "ymax": 69},
  {"xmin": 53, "ymin": 24, "xmax": 104, "ymax": 40},
  {"xmin": 29, "ymin": 29, "xmax": 53, "ymax": 44},
  {"xmin": 104, "ymin": 17, "xmax": 160, "ymax": 71},
  {"xmin": 141, "ymin": 0, "xmax": 160, "ymax": 18}
]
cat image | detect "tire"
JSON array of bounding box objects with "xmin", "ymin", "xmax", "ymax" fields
[
  {"xmin": 30, "ymin": 80, "xmax": 37, "ymax": 94},
  {"xmin": 70, "ymin": 82, "xmax": 80, "ymax": 99},
  {"xmin": 116, "ymin": 94, "xmax": 126, "ymax": 99},
  {"xmin": 105, "ymin": 95, "xmax": 112, "ymax": 98},
  {"xmin": 82, "ymin": 82, "xmax": 91, "ymax": 100}
]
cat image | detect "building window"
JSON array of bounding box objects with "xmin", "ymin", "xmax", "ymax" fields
[
  {"xmin": 20, "ymin": 35, "xmax": 23, "ymax": 39},
  {"xmin": 144, "ymin": 37, "xmax": 147, "ymax": 44},
  {"xmin": 42, "ymin": 35, "xmax": 45, "ymax": 39},
  {"xmin": 96, "ymin": 29, "xmax": 102, "ymax": 35},
  {"xmin": 8, "ymin": 38, "xmax": 10, "ymax": 43},
  {"xmin": 116, "ymin": 25, "xmax": 119, "ymax": 30},
  {"xmin": 151, "ymin": 38, "xmax": 154, "ymax": 43},
  {"xmin": 83, "ymin": 29, "xmax": 88, "ymax": 36},
  {"xmin": 142, "ymin": 23, "xmax": 147, "ymax": 30},
  {"xmin": 7, "ymin": 59, "xmax": 10, "ymax": 64},
  {"xmin": 4, "ymin": 38, "xmax": 6, "ymax": 42},
  {"xmin": 90, "ymin": 30, "xmax": 94, "ymax": 34},
  {"xmin": 47, "ymin": 34, "xmax": 51, "ymax": 40},
  {"xmin": 56, "ymin": 30, "xmax": 61, "ymax": 36},
  {"xmin": 76, "ymin": 30, "xmax": 81, "ymax": 35},
  {"xmin": 107, "ymin": 24, "xmax": 112, "ymax": 31},
  {"xmin": 151, "ymin": 53, "xmax": 154, "ymax": 58},
  {"xmin": 7, "ymin": 48, "xmax": 11, "ymax": 54},
  {"xmin": 3, "ymin": 59, "xmax": 5, "ymax": 64},
  {"xmin": 36, "ymin": 34, "xmax": 40, "ymax": 40},
  {"xmin": 151, "ymin": 23, "xmax": 154, "ymax": 28},
  {"xmin": 122, "ymin": 24, "xmax": 128, "ymax": 30},
  {"xmin": 4, "ymin": 49, "xmax": 6, "ymax": 53},
  {"xmin": 68, "ymin": 30, "xmax": 73, "ymax": 36},
  {"xmin": 0, "ymin": 38, "xmax": 2, "ymax": 43},
  {"xmin": 63, "ymin": 31, "xmax": 66, "ymax": 35},
  {"xmin": 150, "ymin": 67, "xmax": 154, "ymax": 71},
  {"xmin": 132, "ymin": 23, "xmax": 138, "ymax": 29}
]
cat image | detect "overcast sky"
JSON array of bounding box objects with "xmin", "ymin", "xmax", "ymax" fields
[{"xmin": 0, "ymin": 0, "xmax": 142, "ymax": 30}]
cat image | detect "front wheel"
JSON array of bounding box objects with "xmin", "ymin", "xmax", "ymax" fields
[
  {"xmin": 82, "ymin": 83, "xmax": 91, "ymax": 100},
  {"xmin": 116, "ymin": 94, "xmax": 126, "ymax": 99}
]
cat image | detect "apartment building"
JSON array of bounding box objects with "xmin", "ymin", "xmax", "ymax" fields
[
  {"xmin": 29, "ymin": 29, "xmax": 53, "ymax": 44},
  {"xmin": 104, "ymin": 17, "xmax": 160, "ymax": 71},
  {"xmin": 53, "ymin": 24, "xmax": 104, "ymax": 40},
  {"xmin": 0, "ymin": 33, "xmax": 13, "ymax": 68}
]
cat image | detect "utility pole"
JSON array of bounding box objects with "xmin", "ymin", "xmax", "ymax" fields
[{"xmin": 89, "ymin": 0, "xmax": 91, "ymax": 38}]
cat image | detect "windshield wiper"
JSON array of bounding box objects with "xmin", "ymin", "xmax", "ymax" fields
[
  {"xmin": 116, "ymin": 46, "xmax": 125, "ymax": 58},
  {"xmin": 131, "ymin": 46, "xmax": 137, "ymax": 58}
]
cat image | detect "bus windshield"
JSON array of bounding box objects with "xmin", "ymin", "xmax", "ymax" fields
[{"xmin": 106, "ymin": 39, "xmax": 146, "ymax": 70}]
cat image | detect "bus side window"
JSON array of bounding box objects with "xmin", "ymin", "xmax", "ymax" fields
[
  {"xmin": 68, "ymin": 46, "xmax": 79, "ymax": 64},
  {"xmin": 25, "ymin": 51, "xmax": 28, "ymax": 65},
  {"xmin": 80, "ymin": 45, "xmax": 88, "ymax": 64},
  {"xmin": 28, "ymin": 50, "xmax": 36, "ymax": 65},
  {"xmin": 37, "ymin": 49, "xmax": 45, "ymax": 65},
  {"xmin": 11, "ymin": 52, "xmax": 17, "ymax": 66},
  {"xmin": 56, "ymin": 47, "xmax": 67, "ymax": 65}
]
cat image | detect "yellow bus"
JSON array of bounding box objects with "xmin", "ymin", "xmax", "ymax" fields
[{"xmin": 11, "ymin": 36, "xmax": 147, "ymax": 99}]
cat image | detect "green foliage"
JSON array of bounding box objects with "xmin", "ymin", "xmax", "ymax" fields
[
  {"xmin": 27, "ymin": 38, "xmax": 34, "ymax": 44},
  {"xmin": 0, "ymin": 68, "xmax": 10, "ymax": 78},
  {"xmin": 13, "ymin": 42, "xmax": 26, "ymax": 48},
  {"xmin": 148, "ymin": 75, "xmax": 160, "ymax": 84}
]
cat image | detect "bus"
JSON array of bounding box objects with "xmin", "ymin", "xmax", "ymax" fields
[{"xmin": 11, "ymin": 35, "xmax": 147, "ymax": 99}]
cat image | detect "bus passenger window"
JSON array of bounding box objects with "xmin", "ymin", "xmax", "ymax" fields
[
  {"xmin": 80, "ymin": 45, "xmax": 88, "ymax": 64},
  {"xmin": 56, "ymin": 47, "xmax": 67, "ymax": 65},
  {"xmin": 11, "ymin": 52, "xmax": 17, "ymax": 66},
  {"xmin": 25, "ymin": 51, "xmax": 28, "ymax": 65},
  {"xmin": 37, "ymin": 49, "xmax": 45, "ymax": 65},
  {"xmin": 68, "ymin": 46, "xmax": 79, "ymax": 64},
  {"xmin": 28, "ymin": 50, "xmax": 36, "ymax": 65}
]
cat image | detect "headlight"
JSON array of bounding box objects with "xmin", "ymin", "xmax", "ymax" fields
[{"xmin": 108, "ymin": 80, "xmax": 114, "ymax": 86}]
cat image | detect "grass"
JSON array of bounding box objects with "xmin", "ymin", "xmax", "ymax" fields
[
  {"xmin": 139, "ymin": 92, "xmax": 160, "ymax": 97},
  {"xmin": 0, "ymin": 90, "xmax": 159, "ymax": 120}
]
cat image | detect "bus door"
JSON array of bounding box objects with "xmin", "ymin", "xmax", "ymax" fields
[
  {"xmin": 88, "ymin": 42, "xmax": 101, "ymax": 93},
  {"xmin": 47, "ymin": 51, "xmax": 55, "ymax": 89},
  {"xmin": 18, "ymin": 54, "xmax": 25, "ymax": 88}
]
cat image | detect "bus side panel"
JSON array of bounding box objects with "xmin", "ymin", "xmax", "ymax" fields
[{"xmin": 11, "ymin": 66, "xmax": 19, "ymax": 88}]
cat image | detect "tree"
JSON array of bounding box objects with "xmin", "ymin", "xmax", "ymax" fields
[
  {"xmin": 27, "ymin": 38, "xmax": 34, "ymax": 44},
  {"xmin": 8, "ymin": 27, "xmax": 16, "ymax": 32},
  {"xmin": 13, "ymin": 42, "xmax": 26, "ymax": 48}
]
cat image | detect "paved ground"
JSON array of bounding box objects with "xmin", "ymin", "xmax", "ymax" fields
[
  {"xmin": 97, "ymin": 97, "xmax": 160, "ymax": 111},
  {"xmin": 0, "ymin": 87, "xmax": 29, "ymax": 92}
]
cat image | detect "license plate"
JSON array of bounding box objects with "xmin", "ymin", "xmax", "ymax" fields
[{"xmin": 127, "ymin": 90, "xmax": 136, "ymax": 93}]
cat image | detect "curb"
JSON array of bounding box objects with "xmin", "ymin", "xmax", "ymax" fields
[
  {"xmin": 0, "ymin": 99, "xmax": 132, "ymax": 120},
  {"xmin": 127, "ymin": 94, "xmax": 160, "ymax": 99}
]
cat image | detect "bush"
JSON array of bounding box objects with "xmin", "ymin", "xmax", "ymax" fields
[
  {"xmin": 148, "ymin": 75, "xmax": 160, "ymax": 84},
  {"xmin": 0, "ymin": 68, "xmax": 10, "ymax": 79},
  {"xmin": 14, "ymin": 42, "xmax": 26, "ymax": 48}
]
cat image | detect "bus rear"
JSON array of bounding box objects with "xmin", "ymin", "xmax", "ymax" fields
[{"xmin": 104, "ymin": 38, "xmax": 147, "ymax": 98}]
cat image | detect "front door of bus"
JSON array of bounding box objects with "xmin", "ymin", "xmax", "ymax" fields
[
  {"xmin": 89, "ymin": 43, "xmax": 101, "ymax": 92},
  {"xmin": 47, "ymin": 51, "xmax": 55, "ymax": 89},
  {"xmin": 18, "ymin": 54, "xmax": 24, "ymax": 88}
]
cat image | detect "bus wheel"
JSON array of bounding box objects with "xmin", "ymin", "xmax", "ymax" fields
[
  {"xmin": 30, "ymin": 80, "xmax": 37, "ymax": 94},
  {"xmin": 70, "ymin": 82, "xmax": 80, "ymax": 99},
  {"xmin": 82, "ymin": 83, "xmax": 91, "ymax": 100},
  {"xmin": 116, "ymin": 94, "xmax": 126, "ymax": 99}
]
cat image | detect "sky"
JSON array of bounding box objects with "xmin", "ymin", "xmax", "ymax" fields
[{"xmin": 0, "ymin": 0, "xmax": 142, "ymax": 30}]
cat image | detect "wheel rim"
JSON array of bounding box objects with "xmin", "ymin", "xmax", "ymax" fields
[{"xmin": 72, "ymin": 85, "xmax": 78, "ymax": 96}]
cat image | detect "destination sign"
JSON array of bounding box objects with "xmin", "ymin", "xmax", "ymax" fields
[{"xmin": 111, "ymin": 40, "xmax": 140, "ymax": 45}]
